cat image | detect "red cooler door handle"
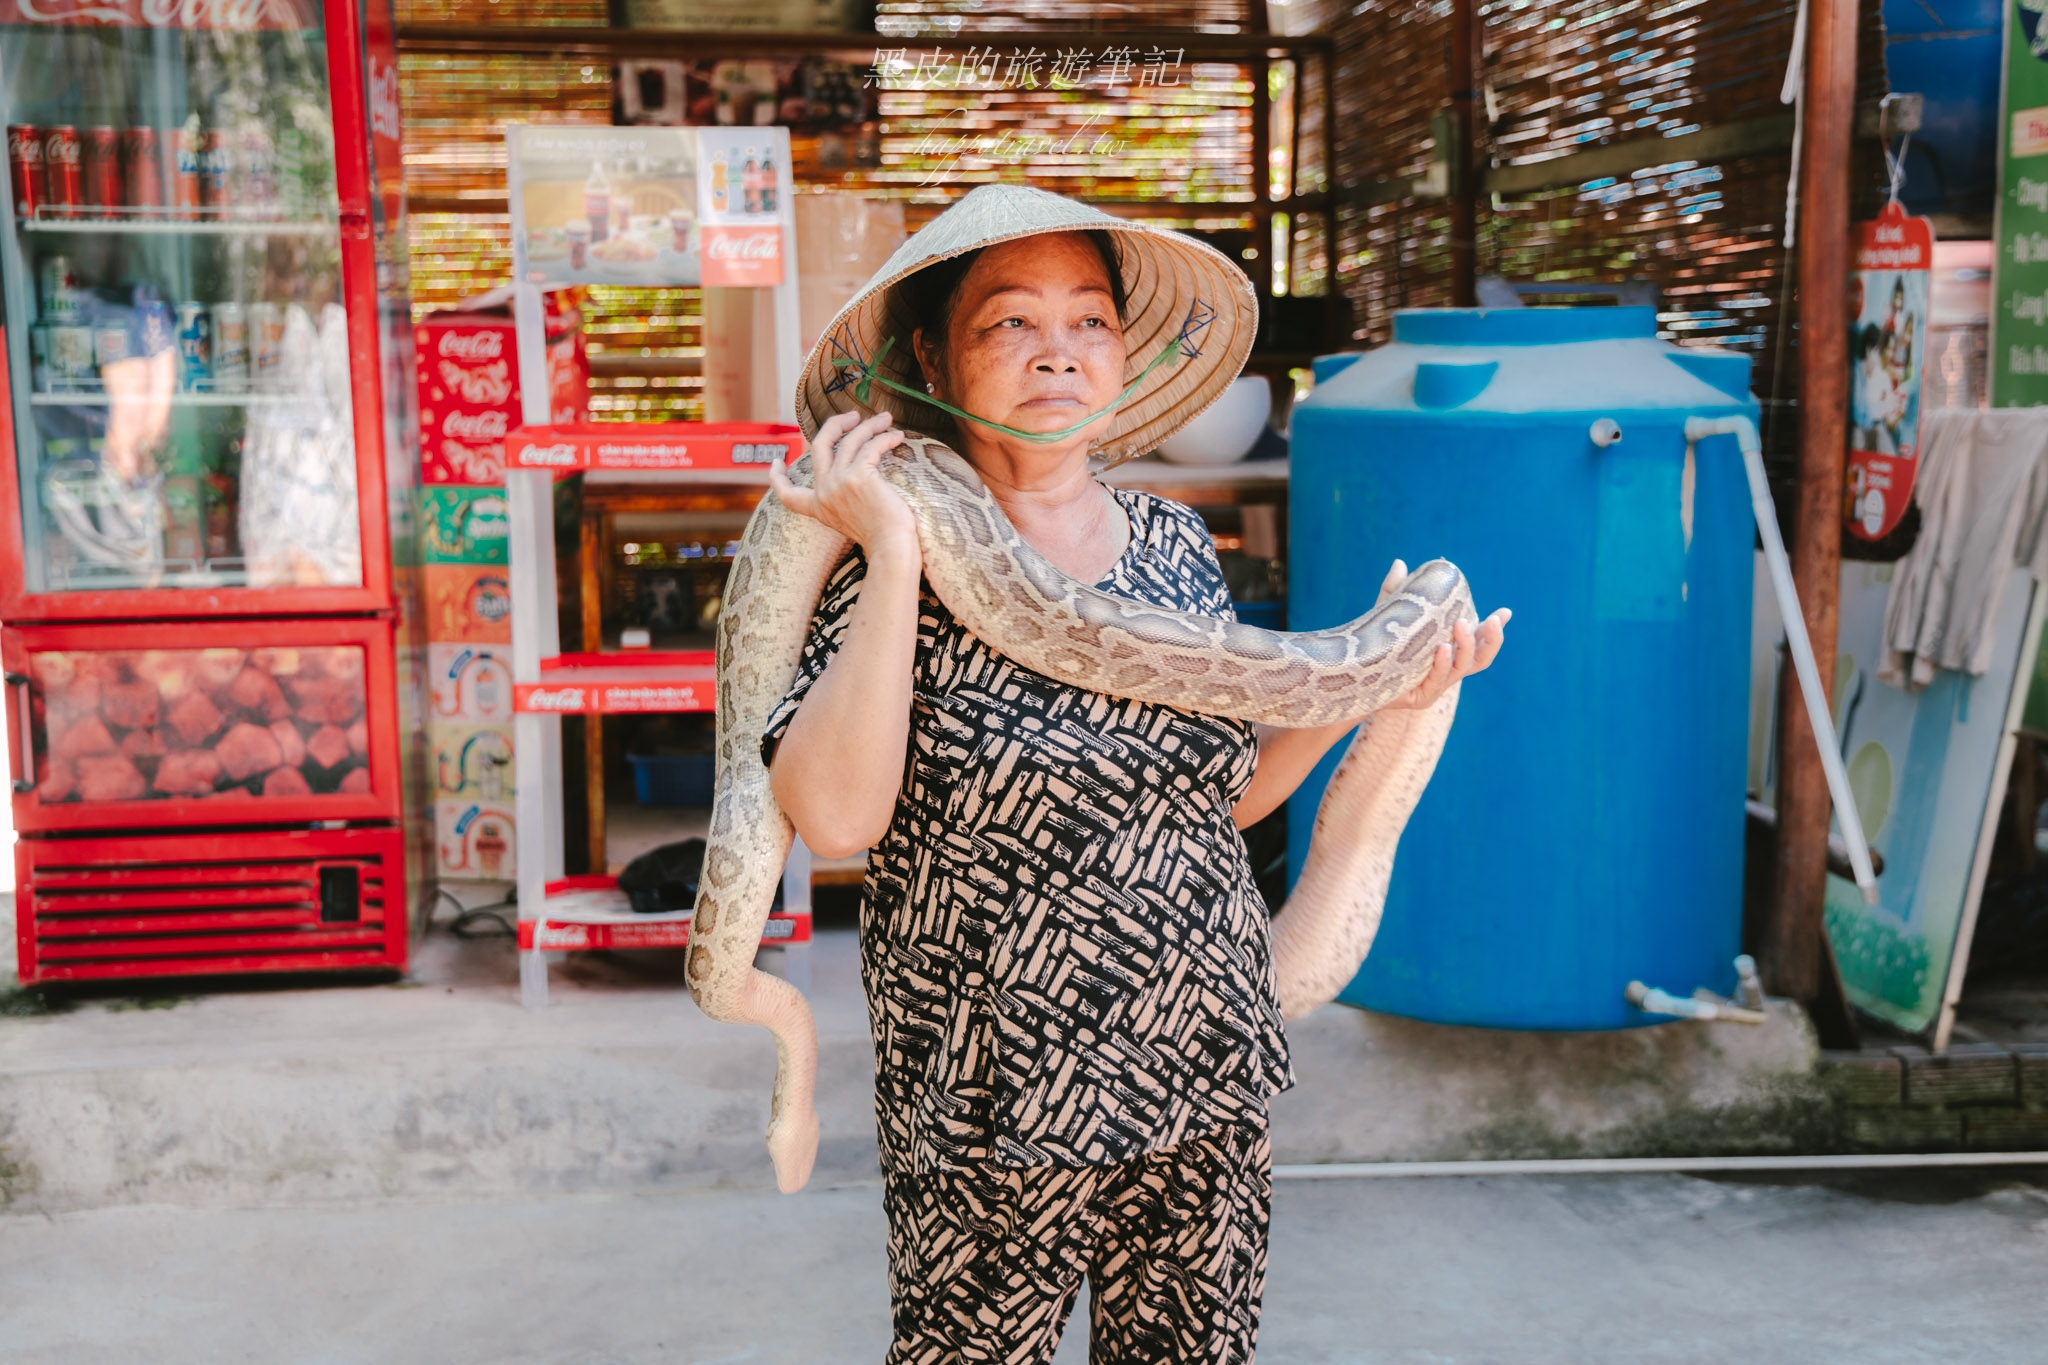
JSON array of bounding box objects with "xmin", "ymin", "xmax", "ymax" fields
[{"xmin": 5, "ymin": 672, "xmax": 32, "ymax": 794}]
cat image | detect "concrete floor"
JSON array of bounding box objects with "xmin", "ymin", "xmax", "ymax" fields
[{"xmin": 3, "ymin": 1167, "xmax": 2046, "ymax": 1364}]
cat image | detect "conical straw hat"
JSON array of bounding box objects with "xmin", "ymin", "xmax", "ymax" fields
[{"xmin": 795, "ymin": 184, "xmax": 1259, "ymax": 470}]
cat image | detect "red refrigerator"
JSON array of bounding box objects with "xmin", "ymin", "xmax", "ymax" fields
[{"xmin": 0, "ymin": 0, "xmax": 430, "ymax": 984}]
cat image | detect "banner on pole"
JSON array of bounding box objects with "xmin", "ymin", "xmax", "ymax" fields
[{"xmin": 1846, "ymin": 202, "xmax": 1933, "ymax": 541}]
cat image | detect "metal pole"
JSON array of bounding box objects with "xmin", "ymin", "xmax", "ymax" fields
[
  {"xmin": 1768, "ymin": 0, "xmax": 1858, "ymax": 1001},
  {"xmin": 1448, "ymin": 0, "xmax": 1479, "ymax": 307}
]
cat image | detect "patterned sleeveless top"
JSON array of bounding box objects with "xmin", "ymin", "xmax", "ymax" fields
[{"xmin": 763, "ymin": 486, "xmax": 1295, "ymax": 1175}]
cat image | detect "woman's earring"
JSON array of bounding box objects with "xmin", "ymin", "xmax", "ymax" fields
[{"xmin": 925, "ymin": 382, "xmax": 935, "ymax": 394}]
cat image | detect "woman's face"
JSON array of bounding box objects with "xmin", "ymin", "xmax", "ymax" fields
[{"xmin": 915, "ymin": 233, "xmax": 1128, "ymax": 458}]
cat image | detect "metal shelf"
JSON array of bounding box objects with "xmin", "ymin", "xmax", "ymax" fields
[{"xmin": 17, "ymin": 217, "xmax": 338, "ymax": 237}]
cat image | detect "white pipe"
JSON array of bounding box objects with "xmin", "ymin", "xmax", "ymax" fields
[
  {"xmin": 1686, "ymin": 415, "xmax": 1880, "ymax": 905},
  {"xmin": 1272, "ymin": 1150, "xmax": 2048, "ymax": 1181},
  {"xmin": 1626, "ymin": 980, "xmax": 1767, "ymax": 1025}
]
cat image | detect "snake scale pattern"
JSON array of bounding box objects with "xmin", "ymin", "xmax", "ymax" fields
[{"xmin": 688, "ymin": 435, "xmax": 1477, "ymax": 1193}]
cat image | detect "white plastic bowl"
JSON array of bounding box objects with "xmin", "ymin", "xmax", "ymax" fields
[{"xmin": 1156, "ymin": 375, "xmax": 1273, "ymax": 465}]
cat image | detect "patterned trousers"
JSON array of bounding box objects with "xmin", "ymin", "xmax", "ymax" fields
[{"xmin": 880, "ymin": 1123, "xmax": 1271, "ymax": 1364}]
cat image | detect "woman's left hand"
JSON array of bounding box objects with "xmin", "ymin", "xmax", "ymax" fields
[{"xmin": 1375, "ymin": 558, "xmax": 1511, "ymax": 712}]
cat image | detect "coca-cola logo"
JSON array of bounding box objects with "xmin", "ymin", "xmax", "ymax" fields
[
  {"xmin": 438, "ymin": 329, "xmax": 503, "ymax": 361},
  {"xmin": 705, "ymin": 230, "xmax": 782, "ymax": 261},
  {"xmin": 523, "ymin": 687, "xmax": 586, "ymax": 712},
  {"xmin": 7, "ymin": 128, "xmax": 42, "ymax": 163},
  {"xmin": 369, "ymin": 57, "xmax": 402, "ymax": 143},
  {"xmin": 442, "ymin": 407, "xmax": 509, "ymax": 441},
  {"xmin": 517, "ymin": 442, "xmax": 579, "ymax": 468},
  {"xmin": 43, "ymin": 133, "xmax": 78, "ymax": 165},
  {"xmin": 8, "ymin": 0, "xmax": 303, "ymax": 30},
  {"xmin": 439, "ymin": 358, "xmax": 512, "ymax": 407}
]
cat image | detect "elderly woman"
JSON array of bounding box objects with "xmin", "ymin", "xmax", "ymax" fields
[{"xmin": 762, "ymin": 189, "xmax": 1506, "ymax": 1363}]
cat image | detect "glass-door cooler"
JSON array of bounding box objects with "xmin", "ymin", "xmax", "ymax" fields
[{"xmin": 0, "ymin": 0, "xmax": 428, "ymax": 985}]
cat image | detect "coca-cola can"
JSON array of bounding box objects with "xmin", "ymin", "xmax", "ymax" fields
[
  {"xmin": 172, "ymin": 123, "xmax": 200, "ymax": 215},
  {"xmin": 198, "ymin": 130, "xmax": 232, "ymax": 215},
  {"xmin": 121, "ymin": 127, "xmax": 162, "ymax": 214},
  {"xmin": 81, "ymin": 126, "xmax": 120, "ymax": 217},
  {"xmin": 7, "ymin": 124, "xmax": 43, "ymax": 220},
  {"xmin": 212, "ymin": 302, "xmax": 249, "ymax": 392},
  {"xmin": 42, "ymin": 126, "xmax": 80, "ymax": 217}
]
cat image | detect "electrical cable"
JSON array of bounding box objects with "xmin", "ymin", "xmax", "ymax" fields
[{"xmin": 433, "ymin": 886, "xmax": 517, "ymax": 940}]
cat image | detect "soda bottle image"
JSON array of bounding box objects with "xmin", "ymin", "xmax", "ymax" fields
[
  {"xmin": 584, "ymin": 160, "xmax": 610, "ymax": 243},
  {"xmin": 742, "ymin": 151, "xmax": 760, "ymax": 214},
  {"xmin": 710, "ymin": 149, "xmax": 728, "ymax": 214},
  {"xmin": 760, "ymin": 152, "xmax": 776, "ymax": 213}
]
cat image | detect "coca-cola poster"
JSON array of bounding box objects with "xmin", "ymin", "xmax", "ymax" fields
[
  {"xmin": 696, "ymin": 125, "xmax": 789, "ymax": 287},
  {"xmin": 505, "ymin": 124, "xmax": 789, "ymax": 290}
]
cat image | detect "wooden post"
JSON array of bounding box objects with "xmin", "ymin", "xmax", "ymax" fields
[
  {"xmin": 1767, "ymin": 0, "xmax": 1859, "ymax": 1001},
  {"xmin": 1447, "ymin": 0, "xmax": 1480, "ymax": 307},
  {"xmin": 1251, "ymin": 50, "xmax": 1274, "ymax": 301}
]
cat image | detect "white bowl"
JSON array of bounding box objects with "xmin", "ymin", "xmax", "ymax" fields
[{"xmin": 1157, "ymin": 376, "xmax": 1273, "ymax": 465}]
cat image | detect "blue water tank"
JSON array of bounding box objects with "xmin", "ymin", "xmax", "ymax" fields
[{"xmin": 1286, "ymin": 306, "xmax": 1758, "ymax": 1030}]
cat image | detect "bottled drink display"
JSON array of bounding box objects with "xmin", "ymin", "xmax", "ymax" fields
[{"xmin": 1, "ymin": 15, "xmax": 358, "ymax": 594}]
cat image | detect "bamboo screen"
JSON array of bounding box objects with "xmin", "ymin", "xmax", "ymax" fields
[
  {"xmin": 1332, "ymin": 0, "xmax": 1894, "ymax": 472},
  {"xmin": 396, "ymin": 0, "xmax": 1277, "ymax": 418}
]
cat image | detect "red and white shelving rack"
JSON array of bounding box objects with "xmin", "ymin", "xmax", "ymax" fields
[{"xmin": 503, "ymin": 253, "xmax": 813, "ymax": 1004}]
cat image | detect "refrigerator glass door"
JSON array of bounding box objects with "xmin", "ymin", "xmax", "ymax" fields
[
  {"xmin": 4, "ymin": 616, "xmax": 399, "ymax": 832},
  {"xmin": 0, "ymin": 2, "xmax": 361, "ymax": 599}
]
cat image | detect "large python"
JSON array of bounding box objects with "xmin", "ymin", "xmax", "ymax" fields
[{"xmin": 688, "ymin": 433, "xmax": 1477, "ymax": 1193}]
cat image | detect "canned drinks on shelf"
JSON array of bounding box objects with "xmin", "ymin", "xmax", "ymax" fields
[
  {"xmin": 92, "ymin": 321, "xmax": 129, "ymax": 370},
  {"xmin": 237, "ymin": 121, "xmax": 278, "ymax": 216},
  {"xmin": 197, "ymin": 130, "xmax": 231, "ymax": 216},
  {"xmin": 176, "ymin": 302, "xmax": 212, "ymax": 392},
  {"xmin": 47, "ymin": 323, "xmax": 93, "ymax": 388},
  {"xmin": 172, "ymin": 119, "xmax": 201, "ymax": 215},
  {"xmin": 122, "ymin": 127, "xmax": 162, "ymax": 214},
  {"xmin": 8, "ymin": 123, "xmax": 43, "ymax": 219},
  {"xmin": 248, "ymin": 302, "xmax": 284, "ymax": 391},
  {"xmin": 212, "ymin": 302, "xmax": 249, "ymax": 392},
  {"xmin": 37, "ymin": 254, "xmax": 81, "ymax": 323},
  {"xmin": 164, "ymin": 474, "xmax": 204, "ymax": 566},
  {"xmin": 43, "ymin": 125, "xmax": 80, "ymax": 218},
  {"xmin": 81, "ymin": 125, "xmax": 120, "ymax": 218}
]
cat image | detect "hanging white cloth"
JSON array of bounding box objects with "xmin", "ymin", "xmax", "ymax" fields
[{"xmin": 1880, "ymin": 406, "xmax": 2048, "ymax": 687}]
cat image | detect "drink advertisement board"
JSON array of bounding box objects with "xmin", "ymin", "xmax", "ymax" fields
[
  {"xmin": 1995, "ymin": 0, "xmax": 2048, "ymax": 403},
  {"xmin": 1847, "ymin": 202, "xmax": 1933, "ymax": 542},
  {"xmin": 506, "ymin": 124, "xmax": 791, "ymax": 291}
]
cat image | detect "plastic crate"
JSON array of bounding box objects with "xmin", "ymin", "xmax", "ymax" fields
[{"xmin": 626, "ymin": 751, "xmax": 715, "ymax": 806}]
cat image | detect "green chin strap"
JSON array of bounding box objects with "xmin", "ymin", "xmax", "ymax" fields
[{"xmin": 827, "ymin": 329, "xmax": 1192, "ymax": 446}]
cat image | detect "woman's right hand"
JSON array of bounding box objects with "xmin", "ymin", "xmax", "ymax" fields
[{"xmin": 770, "ymin": 410, "xmax": 916, "ymax": 555}]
